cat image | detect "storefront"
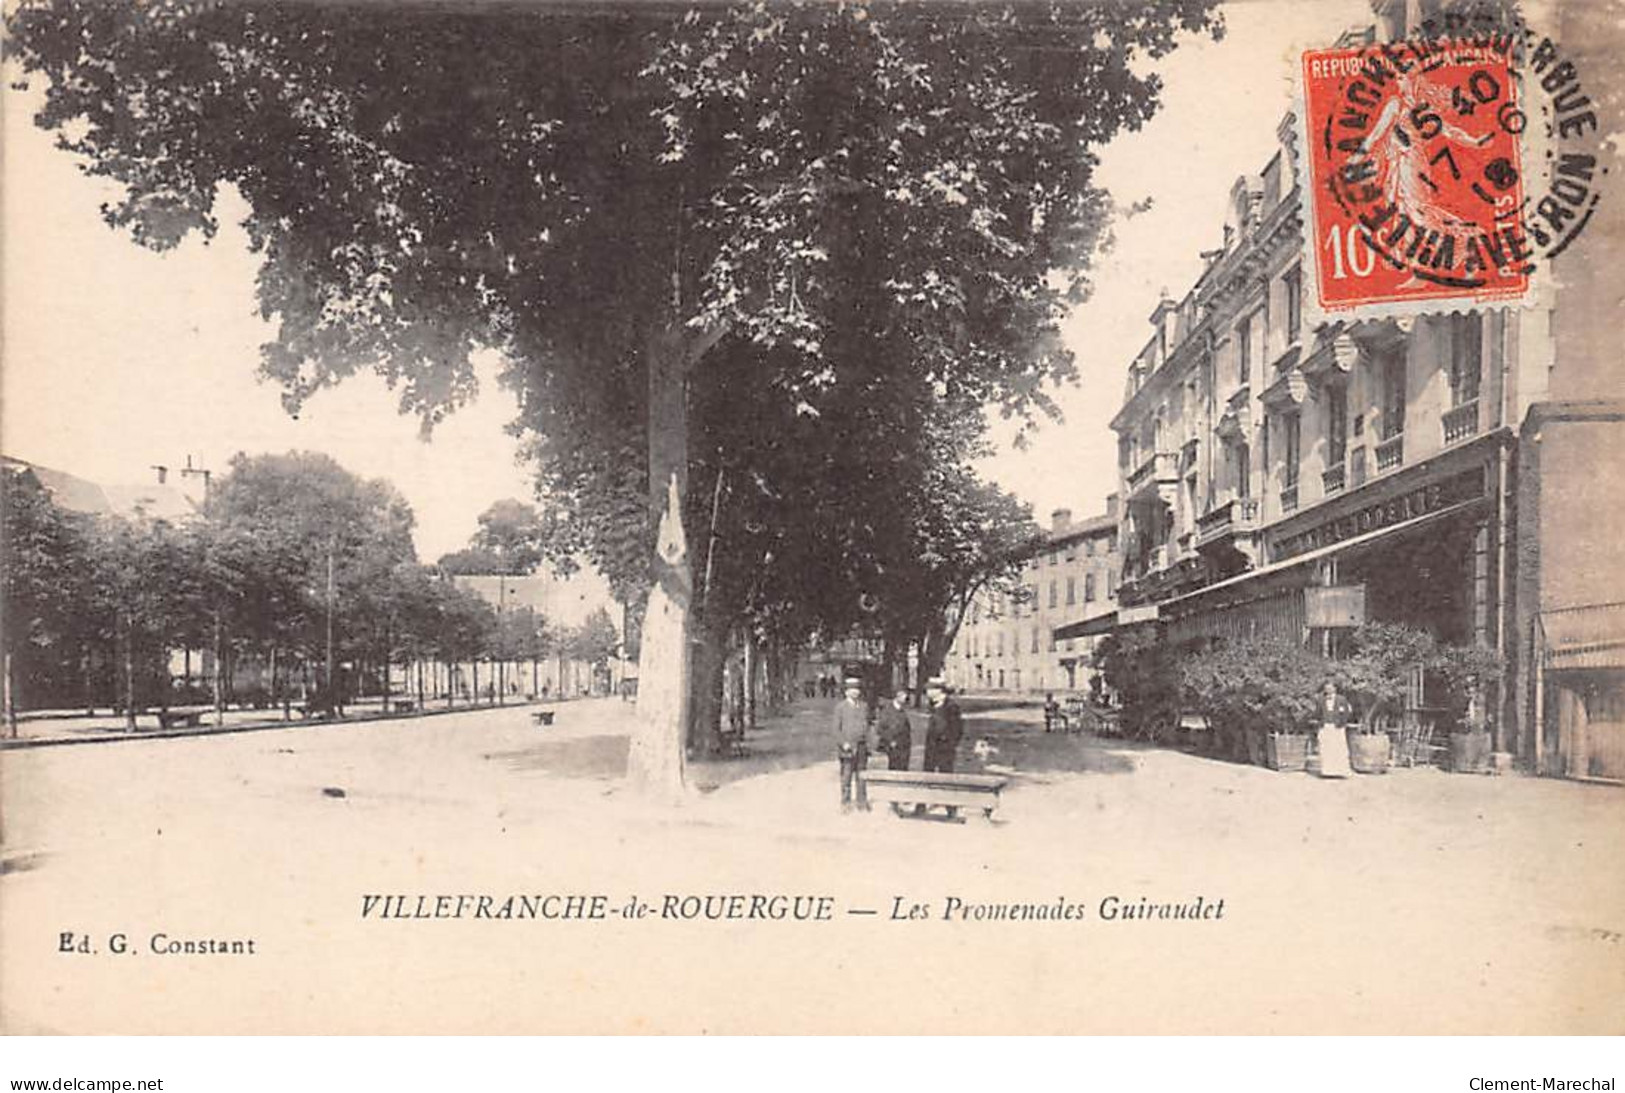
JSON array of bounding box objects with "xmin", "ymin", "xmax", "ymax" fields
[{"xmin": 1534, "ymin": 603, "xmax": 1625, "ymax": 782}]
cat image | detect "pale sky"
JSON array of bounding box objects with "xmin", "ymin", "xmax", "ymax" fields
[
  {"xmin": 978, "ymin": 0, "xmax": 1369, "ymax": 525},
  {"xmin": 2, "ymin": 0, "xmax": 1367, "ymax": 560}
]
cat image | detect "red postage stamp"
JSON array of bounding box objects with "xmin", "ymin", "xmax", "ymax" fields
[{"xmin": 1299, "ymin": 39, "xmax": 1531, "ymax": 314}]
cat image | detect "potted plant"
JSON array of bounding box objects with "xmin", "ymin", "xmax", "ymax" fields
[
  {"xmin": 1331, "ymin": 623, "xmax": 1438, "ymax": 775},
  {"xmin": 1434, "ymin": 645, "xmax": 1503, "ymax": 774},
  {"xmin": 1179, "ymin": 638, "xmax": 1317, "ymax": 771},
  {"xmin": 1264, "ymin": 720, "xmax": 1311, "ymax": 772},
  {"xmin": 1346, "ymin": 701, "xmax": 1396, "ymax": 774}
]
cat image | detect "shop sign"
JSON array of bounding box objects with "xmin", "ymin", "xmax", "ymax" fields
[
  {"xmin": 1305, "ymin": 585, "xmax": 1367, "ymax": 629},
  {"xmin": 1270, "ymin": 466, "xmax": 1485, "ymax": 562}
]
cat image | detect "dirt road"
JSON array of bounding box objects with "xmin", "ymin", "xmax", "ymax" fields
[{"xmin": 3, "ymin": 698, "xmax": 1621, "ymax": 1033}]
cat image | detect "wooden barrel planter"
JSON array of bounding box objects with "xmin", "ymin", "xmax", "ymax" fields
[
  {"xmin": 1449, "ymin": 729, "xmax": 1492, "ymax": 774},
  {"xmin": 1348, "ymin": 731, "xmax": 1391, "ymax": 774},
  {"xmin": 1265, "ymin": 732, "xmax": 1309, "ymax": 772},
  {"xmin": 1243, "ymin": 726, "xmax": 1267, "ymax": 767}
]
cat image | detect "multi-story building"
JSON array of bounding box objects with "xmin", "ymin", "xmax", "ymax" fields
[
  {"xmin": 1508, "ymin": 0, "xmax": 1625, "ymax": 783},
  {"xmin": 1097, "ymin": 2, "xmax": 1625, "ymax": 778},
  {"xmin": 945, "ymin": 502, "xmax": 1118, "ymax": 695}
]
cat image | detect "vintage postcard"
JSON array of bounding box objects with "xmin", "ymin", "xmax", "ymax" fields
[{"xmin": 2, "ymin": 0, "xmax": 1622, "ymax": 1037}]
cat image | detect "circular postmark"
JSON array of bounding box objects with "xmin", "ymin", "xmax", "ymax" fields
[{"xmin": 1298, "ymin": 4, "xmax": 1608, "ymax": 314}]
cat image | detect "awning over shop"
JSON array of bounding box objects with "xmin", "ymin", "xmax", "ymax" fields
[
  {"xmin": 1541, "ymin": 602, "xmax": 1625, "ymax": 671},
  {"xmin": 1053, "ymin": 604, "xmax": 1157, "ymax": 641},
  {"xmin": 1053, "ymin": 612, "xmax": 1120, "ymax": 641},
  {"xmin": 1054, "ymin": 498, "xmax": 1486, "ymax": 645},
  {"xmin": 1159, "ymin": 498, "xmax": 1484, "ymax": 616}
]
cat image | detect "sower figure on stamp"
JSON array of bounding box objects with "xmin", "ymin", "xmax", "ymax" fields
[
  {"xmin": 832, "ymin": 675, "xmax": 871, "ymax": 812},
  {"xmin": 874, "ymin": 687, "xmax": 913, "ymax": 771},
  {"xmin": 922, "ymin": 677, "xmax": 963, "ymax": 774}
]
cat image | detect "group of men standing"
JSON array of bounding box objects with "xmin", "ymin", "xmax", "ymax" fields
[{"xmin": 830, "ymin": 675, "xmax": 963, "ymax": 812}]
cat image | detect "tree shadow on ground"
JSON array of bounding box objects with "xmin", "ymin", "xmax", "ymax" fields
[
  {"xmin": 486, "ymin": 735, "xmax": 630, "ymax": 780},
  {"xmin": 688, "ymin": 703, "xmax": 838, "ymax": 793}
]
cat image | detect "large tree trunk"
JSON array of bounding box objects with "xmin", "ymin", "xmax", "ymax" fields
[
  {"xmin": 628, "ymin": 324, "xmax": 693, "ymax": 799},
  {"xmin": 631, "ymin": 470, "xmax": 692, "ymax": 796},
  {"xmin": 919, "ymin": 624, "xmax": 950, "ymax": 692},
  {"xmin": 688, "ymin": 618, "xmax": 729, "ymax": 755}
]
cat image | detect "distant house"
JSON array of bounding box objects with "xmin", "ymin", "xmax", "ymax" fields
[{"xmin": 1, "ymin": 455, "xmax": 201, "ymax": 523}]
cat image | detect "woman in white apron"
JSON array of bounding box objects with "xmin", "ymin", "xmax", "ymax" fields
[{"xmin": 1316, "ymin": 680, "xmax": 1354, "ymax": 778}]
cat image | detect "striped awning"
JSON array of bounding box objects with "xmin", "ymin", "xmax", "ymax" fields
[{"xmin": 1542, "ymin": 602, "xmax": 1625, "ymax": 671}]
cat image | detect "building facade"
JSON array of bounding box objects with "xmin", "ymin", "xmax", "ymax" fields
[
  {"xmin": 1099, "ymin": 1, "xmax": 1625, "ymax": 777},
  {"xmin": 945, "ymin": 503, "xmax": 1118, "ymax": 695}
]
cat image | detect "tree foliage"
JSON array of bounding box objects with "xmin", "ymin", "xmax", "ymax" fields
[
  {"xmin": 1180, "ymin": 638, "xmax": 1325, "ymax": 737},
  {"xmin": 6, "ymin": 0, "xmax": 1225, "ymax": 754},
  {"xmin": 1093, "ymin": 625, "xmax": 1181, "ymax": 742},
  {"xmin": 562, "ymin": 606, "xmax": 620, "ymax": 670},
  {"xmin": 1, "ymin": 467, "xmax": 102, "ymax": 707}
]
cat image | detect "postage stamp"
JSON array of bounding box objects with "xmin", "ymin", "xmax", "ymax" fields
[
  {"xmin": 1297, "ymin": 12, "xmax": 1608, "ymax": 319},
  {"xmin": 1300, "ymin": 38, "xmax": 1531, "ymax": 314}
]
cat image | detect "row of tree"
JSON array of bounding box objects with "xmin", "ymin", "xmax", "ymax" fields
[
  {"xmin": 8, "ymin": 0, "xmax": 1225, "ymax": 791},
  {"xmin": 1, "ymin": 453, "xmax": 619, "ymax": 730}
]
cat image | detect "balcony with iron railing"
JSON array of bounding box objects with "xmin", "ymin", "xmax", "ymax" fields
[
  {"xmin": 1442, "ymin": 399, "xmax": 1480, "ymax": 446},
  {"xmin": 1280, "ymin": 483, "xmax": 1300, "ymax": 513},
  {"xmin": 1323, "ymin": 456, "xmax": 1347, "ymax": 495},
  {"xmin": 1126, "ymin": 451, "xmax": 1180, "ymax": 497},
  {"xmin": 1196, "ymin": 496, "xmax": 1261, "ymax": 548},
  {"xmin": 1375, "ymin": 432, "xmax": 1404, "ymax": 472}
]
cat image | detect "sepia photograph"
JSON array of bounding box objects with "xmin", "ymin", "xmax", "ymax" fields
[{"xmin": 2, "ymin": 0, "xmax": 1622, "ymax": 1045}]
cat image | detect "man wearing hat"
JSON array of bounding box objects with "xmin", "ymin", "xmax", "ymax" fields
[
  {"xmin": 831, "ymin": 676, "xmax": 872, "ymax": 811},
  {"xmin": 923, "ymin": 677, "xmax": 963, "ymax": 773}
]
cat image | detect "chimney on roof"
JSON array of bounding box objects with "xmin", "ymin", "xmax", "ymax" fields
[
  {"xmin": 1106, "ymin": 493, "xmax": 1119, "ymax": 519},
  {"xmin": 152, "ymin": 464, "xmax": 169, "ymax": 485},
  {"xmin": 1051, "ymin": 508, "xmax": 1073, "ymax": 535}
]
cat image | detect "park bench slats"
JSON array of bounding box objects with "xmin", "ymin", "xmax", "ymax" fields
[{"xmin": 859, "ymin": 770, "xmax": 1008, "ymax": 821}]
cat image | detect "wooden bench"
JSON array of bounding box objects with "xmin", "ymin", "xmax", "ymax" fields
[
  {"xmin": 859, "ymin": 770, "xmax": 1008, "ymax": 821},
  {"xmin": 154, "ymin": 709, "xmax": 204, "ymax": 730}
]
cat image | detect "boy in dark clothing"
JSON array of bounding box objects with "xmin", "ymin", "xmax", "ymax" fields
[{"xmin": 874, "ymin": 688, "xmax": 913, "ymax": 771}]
